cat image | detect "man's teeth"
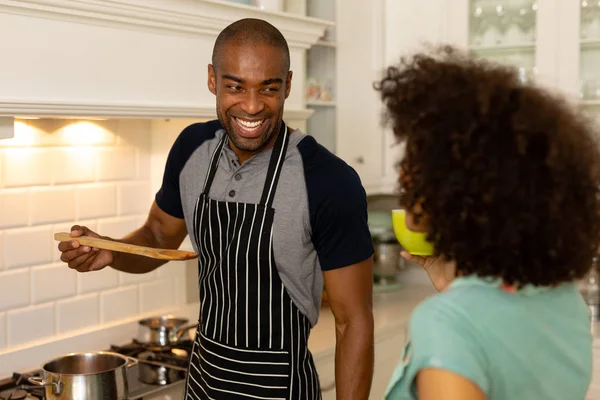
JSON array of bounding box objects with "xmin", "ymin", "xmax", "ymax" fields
[{"xmin": 235, "ymin": 118, "xmax": 264, "ymax": 130}]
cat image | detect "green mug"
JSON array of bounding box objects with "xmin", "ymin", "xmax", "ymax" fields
[{"xmin": 391, "ymin": 209, "xmax": 435, "ymax": 256}]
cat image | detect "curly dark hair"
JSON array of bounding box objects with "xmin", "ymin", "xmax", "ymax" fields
[{"xmin": 374, "ymin": 45, "xmax": 600, "ymax": 287}]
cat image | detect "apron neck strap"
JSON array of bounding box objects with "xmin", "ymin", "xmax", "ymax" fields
[
  {"xmin": 260, "ymin": 124, "xmax": 288, "ymax": 208},
  {"xmin": 201, "ymin": 123, "xmax": 289, "ymax": 209}
]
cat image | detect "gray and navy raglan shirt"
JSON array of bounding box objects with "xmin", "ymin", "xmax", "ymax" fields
[{"xmin": 155, "ymin": 119, "xmax": 374, "ymax": 326}]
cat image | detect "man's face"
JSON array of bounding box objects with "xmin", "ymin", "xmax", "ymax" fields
[{"xmin": 208, "ymin": 42, "xmax": 292, "ymax": 157}]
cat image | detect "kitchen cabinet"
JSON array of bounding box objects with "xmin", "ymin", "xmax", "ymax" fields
[{"xmin": 329, "ymin": 0, "xmax": 594, "ymax": 194}]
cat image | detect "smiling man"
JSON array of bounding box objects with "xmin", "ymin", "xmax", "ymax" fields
[{"xmin": 57, "ymin": 18, "xmax": 374, "ymax": 400}]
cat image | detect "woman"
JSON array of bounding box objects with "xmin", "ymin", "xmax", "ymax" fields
[{"xmin": 375, "ymin": 46, "xmax": 600, "ymax": 400}]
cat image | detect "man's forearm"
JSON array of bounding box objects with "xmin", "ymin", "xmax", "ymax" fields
[{"xmin": 334, "ymin": 315, "xmax": 374, "ymax": 399}]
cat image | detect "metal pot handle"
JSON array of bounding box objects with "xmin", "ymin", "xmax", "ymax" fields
[
  {"xmin": 126, "ymin": 356, "xmax": 138, "ymax": 369},
  {"xmin": 175, "ymin": 323, "xmax": 198, "ymax": 340},
  {"xmin": 27, "ymin": 376, "xmax": 63, "ymax": 395}
]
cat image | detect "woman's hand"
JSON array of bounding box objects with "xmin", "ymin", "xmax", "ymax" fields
[{"xmin": 401, "ymin": 252, "xmax": 456, "ymax": 292}]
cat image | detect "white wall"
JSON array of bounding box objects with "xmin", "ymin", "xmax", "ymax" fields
[{"xmin": 0, "ymin": 119, "xmax": 190, "ymax": 352}]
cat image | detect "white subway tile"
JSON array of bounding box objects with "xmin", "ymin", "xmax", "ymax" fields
[
  {"xmin": 100, "ymin": 285, "xmax": 138, "ymax": 323},
  {"xmin": 174, "ymin": 276, "xmax": 186, "ymax": 306},
  {"xmin": 78, "ymin": 268, "xmax": 119, "ymax": 293},
  {"xmin": 4, "ymin": 226, "xmax": 53, "ymax": 269},
  {"xmin": 97, "ymin": 216, "xmax": 139, "ymax": 238},
  {"xmin": 157, "ymin": 261, "xmax": 187, "ymax": 278},
  {"xmin": 0, "ymin": 189, "xmax": 29, "ymax": 228},
  {"xmin": 117, "ymin": 182, "xmax": 151, "ymax": 216},
  {"xmin": 0, "ymin": 312, "xmax": 5, "ymax": 349},
  {"xmin": 2, "ymin": 148, "xmax": 53, "ymax": 187},
  {"xmin": 32, "ymin": 264, "xmax": 77, "ymax": 303},
  {"xmin": 54, "ymin": 120, "xmax": 117, "ymax": 146},
  {"xmin": 119, "ymin": 270, "xmax": 158, "ymax": 285},
  {"xmin": 116, "ymin": 120, "xmax": 150, "ymax": 147},
  {"xmin": 138, "ymin": 148, "xmax": 151, "ymax": 180},
  {"xmin": 52, "ymin": 220, "xmax": 98, "ymax": 262},
  {"xmin": 0, "ymin": 269, "xmax": 30, "ymax": 311},
  {"xmin": 56, "ymin": 293, "xmax": 99, "ymax": 334},
  {"xmin": 77, "ymin": 184, "xmax": 117, "ymax": 220},
  {"xmin": 97, "ymin": 148, "xmax": 136, "ymax": 181},
  {"xmin": 52, "ymin": 148, "xmax": 96, "ymax": 184},
  {"xmin": 7, "ymin": 303, "xmax": 55, "ymax": 347},
  {"xmin": 30, "ymin": 186, "xmax": 76, "ymax": 225},
  {"xmin": 139, "ymin": 279, "xmax": 174, "ymax": 313}
]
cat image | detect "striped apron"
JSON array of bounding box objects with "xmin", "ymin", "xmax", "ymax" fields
[{"xmin": 184, "ymin": 124, "xmax": 321, "ymax": 400}]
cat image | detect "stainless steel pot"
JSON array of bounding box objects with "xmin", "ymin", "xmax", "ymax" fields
[
  {"xmin": 138, "ymin": 315, "xmax": 197, "ymax": 347},
  {"xmin": 137, "ymin": 350, "xmax": 188, "ymax": 385},
  {"xmin": 27, "ymin": 351, "xmax": 137, "ymax": 400},
  {"xmin": 373, "ymin": 230, "xmax": 405, "ymax": 284}
]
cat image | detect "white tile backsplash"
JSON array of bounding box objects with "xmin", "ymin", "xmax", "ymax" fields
[
  {"xmin": 120, "ymin": 270, "xmax": 158, "ymax": 285},
  {"xmin": 139, "ymin": 279, "xmax": 175, "ymax": 313},
  {"xmin": 78, "ymin": 268, "xmax": 120, "ymax": 294},
  {"xmin": 2, "ymin": 148, "xmax": 53, "ymax": 188},
  {"xmin": 7, "ymin": 303, "xmax": 55, "ymax": 347},
  {"xmin": 0, "ymin": 119, "xmax": 190, "ymax": 352},
  {"xmin": 97, "ymin": 147, "xmax": 136, "ymax": 181},
  {"xmin": 52, "ymin": 147, "xmax": 97, "ymax": 184},
  {"xmin": 31, "ymin": 264, "xmax": 77, "ymax": 303},
  {"xmin": 101, "ymin": 286, "xmax": 138, "ymax": 323},
  {"xmin": 4, "ymin": 226, "xmax": 53, "ymax": 269},
  {"xmin": 30, "ymin": 186, "xmax": 76, "ymax": 225},
  {"xmin": 0, "ymin": 312, "xmax": 5, "ymax": 349},
  {"xmin": 97, "ymin": 216, "xmax": 139, "ymax": 238},
  {"xmin": 0, "ymin": 269, "xmax": 30, "ymax": 311},
  {"xmin": 0, "ymin": 189, "xmax": 29, "ymax": 228},
  {"xmin": 76, "ymin": 184, "xmax": 117, "ymax": 220},
  {"xmin": 117, "ymin": 182, "xmax": 151, "ymax": 215},
  {"xmin": 56, "ymin": 293, "xmax": 99, "ymax": 334}
]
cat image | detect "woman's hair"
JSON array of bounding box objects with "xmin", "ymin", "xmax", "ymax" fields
[{"xmin": 374, "ymin": 45, "xmax": 600, "ymax": 287}]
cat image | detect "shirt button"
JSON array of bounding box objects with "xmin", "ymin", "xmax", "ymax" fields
[
  {"xmin": 234, "ymin": 173, "xmax": 242, "ymax": 181},
  {"xmin": 229, "ymin": 190, "xmax": 236, "ymax": 198}
]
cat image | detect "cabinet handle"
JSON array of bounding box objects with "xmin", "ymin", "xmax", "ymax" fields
[
  {"xmin": 356, "ymin": 156, "xmax": 364, "ymax": 164},
  {"xmin": 321, "ymin": 380, "xmax": 336, "ymax": 392}
]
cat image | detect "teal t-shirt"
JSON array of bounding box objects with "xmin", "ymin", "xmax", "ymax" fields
[{"xmin": 385, "ymin": 276, "xmax": 593, "ymax": 400}]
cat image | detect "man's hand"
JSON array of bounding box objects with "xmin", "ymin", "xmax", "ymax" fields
[
  {"xmin": 58, "ymin": 226, "xmax": 114, "ymax": 272},
  {"xmin": 323, "ymin": 257, "xmax": 374, "ymax": 400},
  {"xmin": 401, "ymin": 252, "xmax": 456, "ymax": 292}
]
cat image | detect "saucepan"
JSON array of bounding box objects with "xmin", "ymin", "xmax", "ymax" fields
[
  {"xmin": 137, "ymin": 315, "xmax": 197, "ymax": 347},
  {"xmin": 27, "ymin": 351, "xmax": 137, "ymax": 400}
]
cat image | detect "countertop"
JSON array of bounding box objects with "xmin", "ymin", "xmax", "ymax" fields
[{"xmin": 308, "ymin": 285, "xmax": 436, "ymax": 360}]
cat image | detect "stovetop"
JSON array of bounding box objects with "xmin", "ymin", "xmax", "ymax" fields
[{"xmin": 0, "ymin": 339, "xmax": 193, "ymax": 400}]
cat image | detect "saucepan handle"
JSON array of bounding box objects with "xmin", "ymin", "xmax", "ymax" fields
[
  {"xmin": 126, "ymin": 356, "xmax": 139, "ymax": 368},
  {"xmin": 27, "ymin": 376, "xmax": 63, "ymax": 395}
]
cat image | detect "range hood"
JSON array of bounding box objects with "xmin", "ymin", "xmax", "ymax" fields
[{"xmin": 0, "ymin": 0, "xmax": 332, "ymax": 129}]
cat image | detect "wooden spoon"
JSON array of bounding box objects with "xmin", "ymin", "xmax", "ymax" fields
[{"xmin": 54, "ymin": 232, "xmax": 198, "ymax": 261}]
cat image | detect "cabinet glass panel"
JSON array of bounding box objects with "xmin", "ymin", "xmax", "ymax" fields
[{"xmin": 468, "ymin": 0, "xmax": 537, "ymax": 83}]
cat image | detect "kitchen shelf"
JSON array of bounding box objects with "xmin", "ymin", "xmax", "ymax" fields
[
  {"xmin": 469, "ymin": 42, "xmax": 536, "ymax": 54},
  {"xmin": 315, "ymin": 40, "xmax": 337, "ymax": 48},
  {"xmin": 306, "ymin": 100, "xmax": 336, "ymax": 107},
  {"xmin": 581, "ymin": 39, "xmax": 600, "ymax": 50},
  {"xmin": 579, "ymin": 99, "xmax": 600, "ymax": 107}
]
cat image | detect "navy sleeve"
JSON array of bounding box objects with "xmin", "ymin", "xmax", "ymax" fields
[
  {"xmin": 155, "ymin": 120, "xmax": 220, "ymax": 218},
  {"xmin": 298, "ymin": 136, "xmax": 374, "ymax": 271}
]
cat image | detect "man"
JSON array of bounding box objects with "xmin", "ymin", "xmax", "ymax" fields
[{"xmin": 58, "ymin": 18, "xmax": 374, "ymax": 400}]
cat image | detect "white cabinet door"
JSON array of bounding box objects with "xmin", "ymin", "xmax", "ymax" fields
[
  {"xmin": 381, "ymin": 0, "xmax": 469, "ymax": 191},
  {"xmin": 335, "ymin": 0, "xmax": 386, "ymax": 191}
]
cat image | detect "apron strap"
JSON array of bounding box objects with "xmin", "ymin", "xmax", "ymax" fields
[
  {"xmin": 259, "ymin": 124, "xmax": 289, "ymax": 208},
  {"xmin": 201, "ymin": 131, "xmax": 228, "ymax": 195}
]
